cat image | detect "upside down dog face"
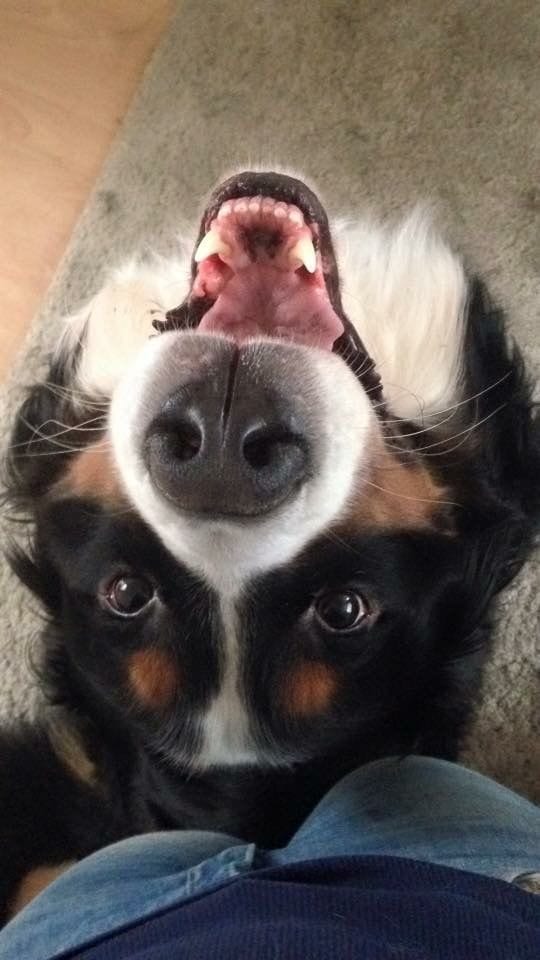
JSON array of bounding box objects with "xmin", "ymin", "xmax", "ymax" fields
[{"xmin": 7, "ymin": 170, "xmax": 538, "ymax": 774}]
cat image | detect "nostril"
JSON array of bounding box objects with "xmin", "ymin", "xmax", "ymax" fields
[
  {"xmin": 242, "ymin": 425, "xmax": 306, "ymax": 473},
  {"xmin": 243, "ymin": 429, "xmax": 279, "ymax": 470},
  {"xmin": 154, "ymin": 419, "xmax": 203, "ymax": 462}
]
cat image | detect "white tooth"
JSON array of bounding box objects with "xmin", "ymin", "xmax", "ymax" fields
[
  {"xmin": 194, "ymin": 229, "xmax": 231, "ymax": 263},
  {"xmin": 288, "ymin": 207, "xmax": 304, "ymax": 226},
  {"xmin": 217, "ymin": 201, "xmax": 233, "ymax": 219},
  {"xmin": 290, "ymin": 236, "xmax": 317, "ymax": 273}
]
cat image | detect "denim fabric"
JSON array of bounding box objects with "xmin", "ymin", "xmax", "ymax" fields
[
  {"xmin": 275, "ymin": 756, "xmax": 540, "ymax": 880},
  {"xmin": 2, "ymin": 757, "xmax": 539, "ymax": 960}
]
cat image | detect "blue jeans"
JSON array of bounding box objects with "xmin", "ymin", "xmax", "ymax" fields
[{"xmin": 2, "ymin": 757, "xmax": 539, "ymax": 960}]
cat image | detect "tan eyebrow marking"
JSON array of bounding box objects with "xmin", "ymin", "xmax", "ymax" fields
[
  {"xmin": 283, "ymin": 661, "xmax": 339, "ymax": 717},
  {"xmin": 127, "ymin": 648, "xmax": 180, "ymax": 709}
]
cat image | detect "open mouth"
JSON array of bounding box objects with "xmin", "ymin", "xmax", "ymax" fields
[
  {"xmin": 191, "ymin": 192, "xmax": 342, "ymax": 350},
  {"xmin": 157, "ymin": 171, "xmax": 382, "ymax": 401}
]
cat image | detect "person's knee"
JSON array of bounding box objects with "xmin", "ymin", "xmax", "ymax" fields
[{"xmin": 328, "ymin": 755, "xmax": 475, "ymax": 808}]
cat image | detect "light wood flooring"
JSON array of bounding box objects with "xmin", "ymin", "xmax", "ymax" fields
[{"xmin": 0, "ymin": 0, "xmax": 172, "ymax": 380}]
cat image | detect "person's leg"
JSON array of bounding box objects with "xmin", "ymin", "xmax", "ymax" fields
[
  {"xmin": 1, "ymin": 831, "xmax": 257, "ymax": 960},
  {"xmin": 273, "ymin": 756, "xmax": 540, "ymax": 882},
  {"xmin": 4, "ymin": 757, "xmax": 539, "ymax": 959}
]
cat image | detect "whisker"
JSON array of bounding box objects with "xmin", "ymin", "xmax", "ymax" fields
[
  {"xmin": 320, "ymin": 528, "xmax": 364, "ymax": 557},
  {"xmin": 9, "ymin": 414, "xmax": 107, "ymax": 451},
  {"xmin": 383, "ymin": 403, "xmax": 507, "ymax": 457},
  {"xmin": 38, "ymin": 382, "xmax": 110, "ymax": 410},
  {"xmin": 10, "ymin": 440, "xmax": 113, "ymax": 459},
  {"xmin": 363, "ymin": 477, "xmax": 459, "ymax": 509},
  {"xmin": 375, "ymin": 372, "xmax": 512, "ymax": 425}
]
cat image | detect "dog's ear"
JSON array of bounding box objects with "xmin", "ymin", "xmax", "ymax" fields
[
  {"xmin": 434, "ymin": 517, "xmax": 534, "ymax": 647},
  {"xmin": 7, "ymin": 540, "xmax": 62, "ymax": 615},
  {"xmin": 2, "ymin": 357, "xmax": 106, "ymax": 514},
  {"xmin": 463, "ymin": 279, "xmax": 540, "ymax": 524},
  {"xmin": 415, "ymin": 518, "xmax": 531, "ymax": 759}
]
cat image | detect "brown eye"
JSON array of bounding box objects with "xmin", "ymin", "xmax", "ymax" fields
[
  {"xmin": 314, "ymin": 590, "xmax": 368, "ymax": 632},
  {"xmin": 103, "ymin": 576, "xmax": 155, "ymax": 617}
]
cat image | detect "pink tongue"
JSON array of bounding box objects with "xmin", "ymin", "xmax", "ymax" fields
[{"xmin": 197, "ymin": 264, "xmax": 343, "ymax": 350}]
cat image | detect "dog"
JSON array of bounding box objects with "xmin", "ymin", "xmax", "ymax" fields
[{"xmin": 1, "ymin": 170, "xmax": 538, "ymax": 922}]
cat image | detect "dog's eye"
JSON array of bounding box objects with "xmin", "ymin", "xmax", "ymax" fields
[
  {"xmin": 314, "ymin": 590, "xmax": 368, "ymax": 632},
  {"xmin": 104, "ymin": 576, "xmax": 155, "ymax": 617}
]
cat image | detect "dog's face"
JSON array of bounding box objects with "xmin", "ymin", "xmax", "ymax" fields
[{"xmin": 6, "ymin": 171, "xmax": 536, "ymax": 773}]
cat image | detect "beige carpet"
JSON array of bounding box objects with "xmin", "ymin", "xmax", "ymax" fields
[{"xmin": 1, "ymin": 0, "xmax": 538, "ymax": 798}]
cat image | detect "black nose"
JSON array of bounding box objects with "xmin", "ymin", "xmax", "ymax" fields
[{"xmin": 144, "ymin": 353, "xmax": 309, "ymax": 517}]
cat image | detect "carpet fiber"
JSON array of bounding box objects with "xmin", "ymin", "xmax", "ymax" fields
[{"xmin": 1, "ymin": 0, "xmax": 538, "ymax": 798}]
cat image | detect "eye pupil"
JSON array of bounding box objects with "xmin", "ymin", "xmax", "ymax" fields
[
  {"xmin": 315, "ymin": 591, "xmax": 366, "ymax": 631},
  {"xmin": 106, "ymin": 576, "xmax": 154, "ymax": 616}
]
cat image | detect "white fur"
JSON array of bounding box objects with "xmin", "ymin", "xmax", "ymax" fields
[
  {"xmin": 57, "ymin": 254, "xmax": 192, "ymax": 398},
  {"xmin": 196, "ymin": 598, "xmax": 260, "ymax": 767},
  {"xmin": 335, "ymin": 210, "xmax": 467, "ymax": 420}
]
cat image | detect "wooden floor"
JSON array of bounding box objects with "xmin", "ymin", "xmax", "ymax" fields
[{"xmin": 0, "ymin": 0, "xmax": 172, "ymax": 380}]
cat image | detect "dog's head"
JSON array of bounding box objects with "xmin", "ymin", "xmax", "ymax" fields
[{"xmin": 5, "ymin": 171, "xmax": 538, "ymax": 772}]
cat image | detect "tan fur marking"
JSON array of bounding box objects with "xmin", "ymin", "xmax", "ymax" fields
[
  {"xmin": 9, "ymin": 863, "xmax": 75, "ymax": 917},
  {"xmin": 128, "ymin": 649, "xmax": 179, "ymax": 708},
  {"xmin": 341, "ymin": 445, "xmax": 448, "ymax": 533},
  {"xmin": 48, "ymin": 721, "xmax": 98, "ymax": 788},
  {"xmin": 60, "ymin": 443, "xmax": 125, "ymax": 505},
  {"xmin": 284, "ymin": 662, "xmax": 338, "ymax": 717}
]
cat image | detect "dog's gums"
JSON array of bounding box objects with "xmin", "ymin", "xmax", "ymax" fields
[{"xmin": 191, "ymin": 195, "xmax": 343, "ymax": 349}]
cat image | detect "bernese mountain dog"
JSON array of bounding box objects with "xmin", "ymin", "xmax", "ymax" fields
[{"xmin": 1, "ymin": 170, "xmax": 538, "ymax": 922}]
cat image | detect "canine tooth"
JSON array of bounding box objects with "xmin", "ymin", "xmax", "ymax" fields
[
  {"xmin": 290, "ymin": 236, "xmax": 317, "ymax": 273},
  {"xmin": 273, "ymin": 203, "xmax": 288, "ymax": 218},
  {"xmin": 194, "ymin": 229, "xmax": 231, "ymax": 262}
]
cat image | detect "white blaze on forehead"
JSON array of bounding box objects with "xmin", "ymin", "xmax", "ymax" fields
[{"xmin": 196, "ymin": 597, "xmax": 261, "ymax": 767}]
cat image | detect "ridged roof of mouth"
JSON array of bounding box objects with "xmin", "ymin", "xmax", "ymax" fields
[{"xmin": 190, "ymin": 187, "xmax": 345, "ymax": 351}]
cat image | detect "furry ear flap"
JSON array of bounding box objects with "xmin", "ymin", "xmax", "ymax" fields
[
  {"xmin": 415, "ymin": 519, "xmax": 530, "ymax": 760},
  {"xmin": 422, "ymin": 515, "xmax": 535, "ymax": 674},
  {"xmin": 7, "ymin": 541, "xmax": 62, "ymax": 615},
  {"xmin": 2, "ymin": 359, "xmax": 107, "ymax": 513},
  {"xmin": 462, "ymin": 279, "xmax": 540, "ymax": 523}
]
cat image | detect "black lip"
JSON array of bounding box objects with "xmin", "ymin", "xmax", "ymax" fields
[
  {"xmin": 158, "ymin": 171, "xmax": 384, "ymax": 407},
  {"xmin": 203, "ymin": 171, "xmax": 328, "ymax": 232}
]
